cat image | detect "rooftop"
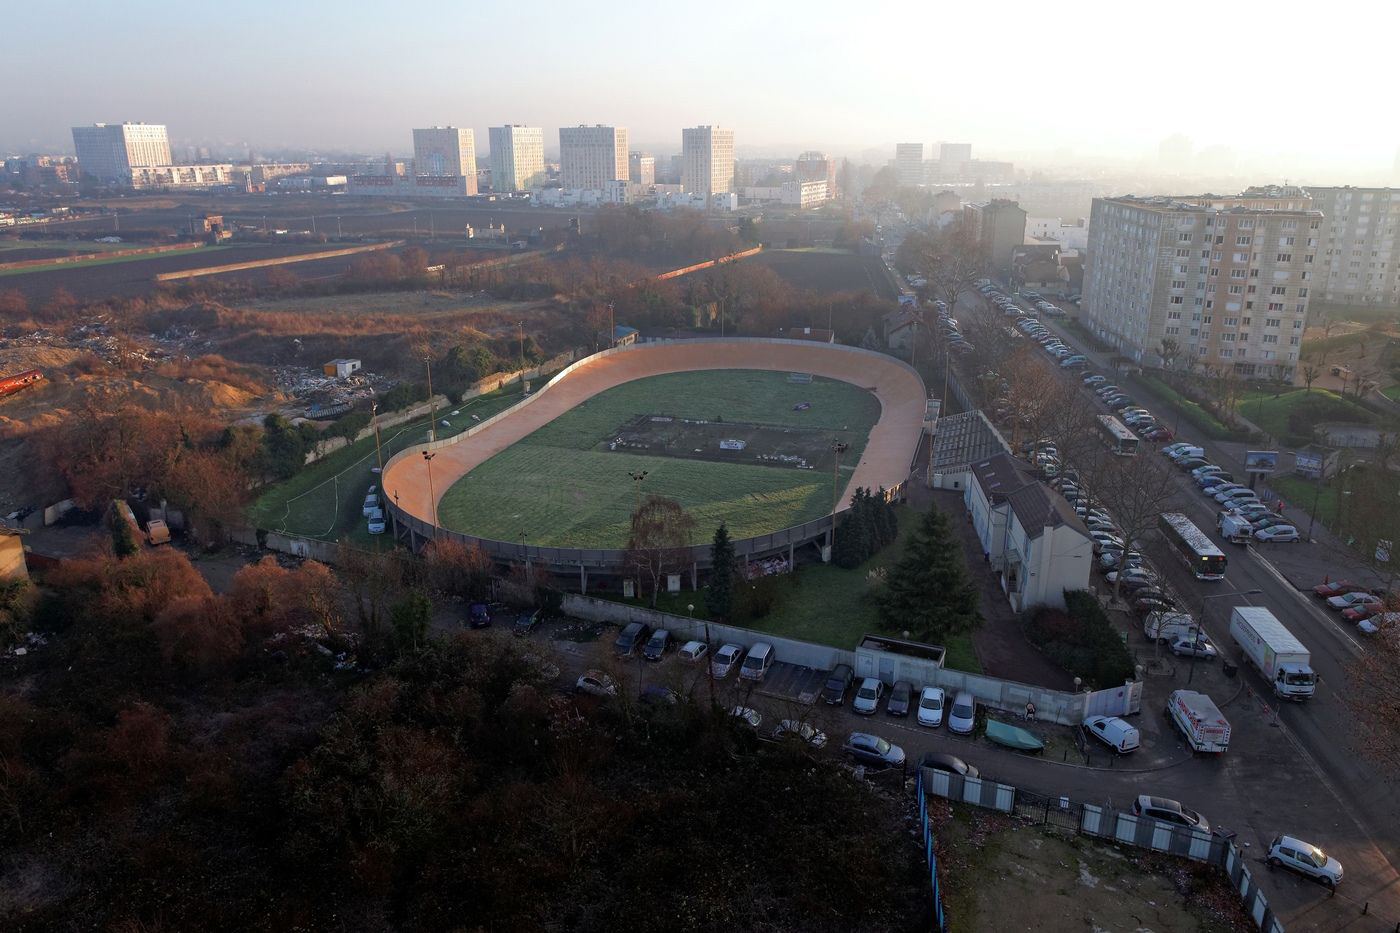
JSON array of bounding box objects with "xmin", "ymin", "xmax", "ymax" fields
[
  {"xmin": 930, "ymin": 410, "xmax": 1012, "ymax": 475},
  {"xmin": 970, "ymin": 451, "xmax": 1033, "ymax": 502}
]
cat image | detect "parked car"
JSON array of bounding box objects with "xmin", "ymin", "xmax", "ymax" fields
[
  {"xmin": 1084, "ymin": 715, "xmax": 1141, "ymax": 754},
  {"xmin": 1191, "ymin": 464, "xmax": 1224, "ymax": 479},
  {"xmin": 772, "ymin": 719, "xmax": 827, "ymax": 749},
  {"xmin": 730, "ymin": 706, "xmax": 762, "ymax": 730},
  {"xmin": 947, "ymin": 690, "xmax": 977, "ymax": 734},
  {"xmin": 1268, "ymin": 835, "xmax": 1344, "ymax": 888},
  {"xmin": 821, "ymin": 663, "xmax": 854, "ymax": 705},
  {"xmin": 1084, "ymin": 374, "xmax": 1107, "ymax": 385},
  {"xmin": 852, "ymin": 677, "xmax": 884, "ymax": 715},
  {"xmin": 641, "ymin": 685, "xmax": 680, "ymax": 706},
  {"xmin": 917, "ymin": 686, "xmax": 946, "ymax": 727},
  {"xmin": 1134, "ymin": 795, "xmax": 1210, "ymax": 832},
  {"xmin": 711, "ymin": 643, "xmax": 744, "ymax": 679},
  {"xmin": 887, "ymin": 680, "xmax": 913, "ymax": 717},
  {"xmin": 1170, "ymin": 634, "xmax": 1218, "ymax": 659},
  {"xmin": 1327, "ymin": 591, "xmax": 1381, "ymax": 611},
  {"xmin": 362, "ymin": 491, "xmax": 380, "ymax": 516},
  {"xmin": 367, "ymin": 514, "xmax": 386, "ymax": 534},
  {"xmin": 611, "ymin": 621, "xmax": 648, "ymax": 655},
  {"xmin": 843, "ymin": 732, "xmax": 907, "ymax": 769},
  {"xmin": 1145, "ymin": 427, "xmax": 1175, "ymax": 442},
  {"xmin": 918, "ymin": 751, "xmax": 980, "ymax": 779},
  {"xmin": 678, "ymin": 640, "xmax": 708, "ymax": 663},
  {"xmin": 513, "ymin": 608, "xmax": 542, "ymax": 637},
  {"xmin": 1313, "ymin": 580, "xmax": 1361, "ymax": 598},
  {"xmin": 466, "ymin": 602, "xmax": 492, "ymax": 628},
  {"xmin": 739, "ymin": 642, "xmax": 775, "ymax": 681},
  {"xmin": 1342, "ymin": 603, "xmax": 1382, "ymax": 623},
  {"xmin": 642, "ymin": 629, "xmax": 671, "ymax": 660},
  {"xmin": 1255, "ymin": 525, "xmax": 1300, "ymax": 543},
  {"xmin": 575, "ymin": 670, "xmax": 618, "ymax": 698}
]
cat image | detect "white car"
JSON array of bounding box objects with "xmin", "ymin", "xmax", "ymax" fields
[
  {"xmin": 947, "ymin": 690, "xmax": 977, "ymax": 734},
  {"xmin": 917, "ymin": 686, "xmax": 946, "ymax": 728},
  {"xmin": 1268, "ymin": 835, "xmax": 1344, "ymax": 888},
  {"xmin": 678, "ymin": 640, "xmax": 708, "ymax": 662},
  {"xmin": 1255, "ymin": 525, "xmax": 1300, "ymax": 543},
  {"xmin": 575, "ymin": 670, "xmax": 618, "ymax": 697},
  {"xmin": 362, "ymin": 493, "xmax": 380, "ymax": 516},
  {"xmin": 731, "ymin": 706, "xmax": 762, "ymax": 729},
  {"xmin": 773, "ymin": 719, "xmax": 828, "ymax": 748},
  {"xmin": 711, "ymin": 643, "xmax": 744, "ymax": 678},
  {"xmin": 852, "ymin": 677, "xmax": 883, "ymax": 715},
  {"xmin": 367, "ymin": 515, "xmax": 386, "ymax": 534}
]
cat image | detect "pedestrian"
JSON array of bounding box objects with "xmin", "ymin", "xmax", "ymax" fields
[{"xmin": 1025, "ymin": 701, "xmax": 1037, "ymax": 721}]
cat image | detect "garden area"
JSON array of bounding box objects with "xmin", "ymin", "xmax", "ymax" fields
[{"xmin": 1237, "ymin": 386, "xmax": 1377, "ymax": 447}]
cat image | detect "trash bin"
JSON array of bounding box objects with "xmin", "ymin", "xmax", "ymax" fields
[{"xmin": 1223, "ymin": 660, "xmax": 1238, "ymax": 679}]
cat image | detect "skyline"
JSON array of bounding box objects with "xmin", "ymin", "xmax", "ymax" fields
[{"xmin": 3, "ymin": 0, "xmax": 1400, "ymax": 184}]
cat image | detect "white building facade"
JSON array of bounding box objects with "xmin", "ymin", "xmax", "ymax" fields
[
  {"xmin": 489, "ymin": 125, "xmax": 546, "ymax": 191},
  {"xmin": 412, "ymin": 126, "xmax": 476, "ymax": 177},
  {"xmin": 72, "ymin": 123, "xmax": 172, "ymax": 184},
  {"xmin": 1304, "ymin": 186, "xmax": 1400, "ymax": 307},
  {"xmin": 681, "ymin": 125, "xmax": 735, "ymax": 197},
  {"xmin": 559, "ymin": 125, "xmax": 628, "ymax": 191}
]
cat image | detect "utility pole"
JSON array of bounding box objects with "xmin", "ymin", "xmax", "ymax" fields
[
  {"xmin": 371, "ymin": 400, "xmax": 384, "ymax": 474},
  {"xmin": 422, "ymin": 451, "xmax": 438, "ymax": 538},
  {"xmin": 425, "ymin": 354, "xmax": 436, "ymax": 442},
  {"xmin": 829, "ymin": 440, "xmax": 849, "ymax": 560},
  {"xmin": 608, "ymin": 301, "xmax": 615, "ymax": 347},
  {"xmin": 336, "ymin": 216, "xmax": 342, "ymax": 238},
  {"xmin": 311, "ymin": 215, "xmax": 316, "ymax": 235},
  {"xmin": 518, "ymin": 320, "xmax": 526, "ymax": 392}
]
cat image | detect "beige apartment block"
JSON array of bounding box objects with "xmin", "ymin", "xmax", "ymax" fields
[
  {"xmin": 559, "ymin": 125, "xmax": 628, "ymax": 191},
  {"xmin": 1303, "ymin": 186, "xmax": 1400, "ymax": 307},
  {"xmin": 681, "ymin": 125, "xmax": 735, "ymax": 197}
]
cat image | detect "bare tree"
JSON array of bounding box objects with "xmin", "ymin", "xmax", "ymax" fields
[
  {"xmin": 1157, "ymin": 337, "xmax": 1183, "ymax": 383},
  {"xmin": 1095, "ymin": 453, "xmax": 1183, "ymax": 604},
  {"xmin": 1300, "ymin": 360, "xmax": 1321, "ymax": 393},
  {"xmin": 1346, "ymin": 619, "xmax": 1400, "ymax": 770},
  {"xmin": 625, "ymin": 495, "xmax": 698, "ymax": 607},
  {"xmin": 1000, "ymin": 347, "xmax": 1062, "ymax": 452}
]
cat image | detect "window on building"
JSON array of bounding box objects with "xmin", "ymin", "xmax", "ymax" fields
[
  {"xmin": 1270, "ymin": 286, "xmax": 1287, "ymax": 295},
  {"xmin": 1265, "ymin": 318, "xmax": 1281, "ymax": 327},
  {"xmin": 1277, "ymin": 253, "xmax": 1292, "ymax": 262}
]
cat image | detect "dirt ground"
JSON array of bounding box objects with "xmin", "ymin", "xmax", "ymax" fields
[{"xmin": 937, "ymin": 807, "xmax": 1253, "ymax": 933}]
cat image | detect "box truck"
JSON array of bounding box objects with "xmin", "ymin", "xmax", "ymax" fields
[
  {"xmin": 1228, "ymin": 606, "xmax": 1316, "ymax": 700},
  {"xmin": 1166, "ymin": 689, "xmax": 1231, "ymax": 754}
]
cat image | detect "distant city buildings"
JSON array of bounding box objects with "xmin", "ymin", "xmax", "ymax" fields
[
  {"xmin": 1025, "ymin": 216, "xmax": 1089, "ymax": 254},
  {"xmin": 1083, "ymin": 191, "xmax": 1321, "ymax": 380},
  {"xmin": 681, "ymin": 125, "xmax": 734, "ymax": 198},
  {"xmin": 895, "ymin": 143, "xmax": 923, "ymax": 187},
  {"xmin": 795, "ymin": 150, "xmax": 836, "ymax": 196},
  {"xmin": 559, "ymin": 125, "xmax": 628, "ymax": 191},
  {"xmin": 962, "ymin": 199, "xmax": 1027, "ymax": 276},
  {"xmin": 71, "ymin": 122, "xmax": 172, "ymax": 184},
  {"xmin": 629, "ymin": 151, "xmax": 655, "ymax": 186},
  {"xmin": 938, "ymin": 142, "xmax": 971, "ymax": 176},
  {"xmin": 1303, "ymin": 186, "xmax": 1400, "ymax": 306},
  {"xmin": 489, "ymin": 125, "xmax": 546, "ymax": 191},
  {"xmin": 412, "ymin": 126, "xmax": 476, "ymax": 178}
]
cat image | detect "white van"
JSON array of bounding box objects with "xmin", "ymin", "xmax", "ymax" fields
[
  {"xmin": 1144, "ymin": 611, "xmax": 1196, "ymax": 643},
  {"xmin": 1084, "ymin": 715, "xmax": 1141, "ymax": 753},
  {"xmin": 1168, "ymin": 446, "xmax": 1205, "ymax": 462},
  {"xmin": 739, "ymin": 642, "xmax": 775, "ymax": 681}
]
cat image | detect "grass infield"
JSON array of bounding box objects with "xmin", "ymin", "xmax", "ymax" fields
[{"xmin": 437, "ymin": 369, "xmax": 883, "ymax": 547}]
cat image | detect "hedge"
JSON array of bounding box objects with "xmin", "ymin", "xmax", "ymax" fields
[{"xmin": 1022, "ymin": 590, "xmax": 1135, "ymax": 689}]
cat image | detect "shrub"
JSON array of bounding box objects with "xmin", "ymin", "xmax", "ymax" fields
[{"xmin": 1023, "ymin": 590, "xmax": 1135, "ymax": 688}]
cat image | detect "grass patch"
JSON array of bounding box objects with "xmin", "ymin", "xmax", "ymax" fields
[
  {"xmin": 437, "ymin": 370, "xmax": 882, "ymax": 547},
  {"xmin": 595, "ymin": 505, "xmax": 982, "ymax": 671},
  {"xmin": 0, "ymin": 244, "xmax": 227, "ymax": 278},
  {"xmin": 247, "ymin": 382, "xmax": 530, "ymax": 543},
  {"xmin": 1382, "ymin": 384, "xmax": 1400, "ymax": 402},
  {"xmin": 1061, "ymin": 319, "xmax": 1111, "ymax": 354},
  {"xmin": 1137, "ymin": 374, "xmax": 1248, "ymax": 441},
  {"xmin": 1267, "ymin": 474, "xmax": 1340, "ymax": 530},
  {"xmin": 1237, "ymin": 386, "xmax": 1374, "ymax": 445}
]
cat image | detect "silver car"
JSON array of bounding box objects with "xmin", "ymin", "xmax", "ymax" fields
[{"xmin": 852, "ymin": 677, "xmax": 883, "ymax": 715}]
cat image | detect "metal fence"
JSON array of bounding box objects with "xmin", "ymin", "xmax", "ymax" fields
[
  {"xmin": 918, "ymin": 766, "xmax": 1285, "ymax": 933},
  {"xmin": 915, "ymin": 768, "xmax": 948, "ymax": 932}
]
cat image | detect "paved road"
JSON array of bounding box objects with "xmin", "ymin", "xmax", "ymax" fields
[{"xmin": 998, "ymin": 293, "xmax": 1400, "ymax": 930}]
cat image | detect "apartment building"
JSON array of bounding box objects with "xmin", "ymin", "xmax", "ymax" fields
[
  {"xmin": 412, "ymin": 127, "xmax": 477, "ymax": 182},
  {"xmin": 681, "ymin": 125, "xmax": 735, "ymax": 198},
  {"xmin": 559, "ymin": 125, "xmax": 628, "ymax": 191},
  {"xmin": 963, "ymin": 199, "xmax": 1028, "ymax": 275},
  {"xmin": 1083, "ymin": 192, "xmax": 1322, "ymax": 381},
  {"xmin": 71, "ymin": 123, "xmax": 172, "ymax": 183},
  {"xmin": 795, "ymin": 150, "xmax": 836, "ymax": 195},
  {"xmin": 1302, "ymin": 186, "xmax": 1400, "ymax": 306},
  {"xmin": 489, "ymin": 125, "xmax": 546, "ymax": 191},
  {"xmin": 895, "ymin": 142, "xmax": 924, "ymax": 187},
  {"xmin": 628, "ymin": 151, "xmax": 655, "ymax": 186}
]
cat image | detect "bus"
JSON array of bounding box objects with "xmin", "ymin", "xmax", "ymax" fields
[
  {"xmin": 1096, "ymin": 414, "xmax": 1139, "ymax": 457},
  {"xmin": 1159, "ymin": 512, "xmax": 1228, "ymax": 581}
]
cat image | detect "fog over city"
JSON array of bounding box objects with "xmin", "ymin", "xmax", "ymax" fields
[{"xmin": 4, "ymin": 0, "xmax": 1398, "ymax": 182}]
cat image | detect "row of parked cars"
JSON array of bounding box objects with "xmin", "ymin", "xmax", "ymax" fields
[
  {"xmin": 818, "ymin": 664, "xmax": 977, "ymax": 733},
  {"xmin": 1014, "ymin": 314, "xmax": 1088, "ymax": 371},
  {"xmin": 1155, "ymin": 443, "xmax": 1303, "ymax": 543},
  {"xmin": 1312, "ymin": 579, "xmax": 1393, "ymax": 632}
]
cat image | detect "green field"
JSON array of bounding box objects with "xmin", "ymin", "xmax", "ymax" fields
[
  {"xmin": 246, "ymin": 383, "xmax": 531, "ymax": 547},
  {"xmin": 437, "ymin": 370, "xmax": 883, "ymax": 547},
  {"xmin": 0, "ymin": 244, "xmax": 227, "ymax": 278}
]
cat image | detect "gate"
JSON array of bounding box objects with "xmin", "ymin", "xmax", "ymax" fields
[
  {"xmin": 1082, "ymin": 680, "xmax": 1142, "ymax": 718},
  {"xmin": 1012, "ymin": 788, "xmax": 1082, "ymax": 834}
]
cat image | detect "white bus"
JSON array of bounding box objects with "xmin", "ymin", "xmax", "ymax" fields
[
  {"xmin": 1159, "ymin": 512, "xmax": 1228, "ymax": 581},
  {"xmin": 1096, "ymin": 414, "xmax": 1139, "ymax": 457}
]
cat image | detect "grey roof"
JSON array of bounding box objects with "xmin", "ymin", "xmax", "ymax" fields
[
  {"xmin": 1005, "ymin": 482, "xmax": 1090, "ymax": 540},
  {"xmin": 969, "ymin": 451, "xmax": 1032, "ymax": 502},
  {"xmin": 932, "ymin": 411, "xmax": 1012, "ymax": 475}
]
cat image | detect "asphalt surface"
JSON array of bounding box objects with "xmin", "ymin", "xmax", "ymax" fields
[{"xmin": 989, "ymin": 290, "xmax": 1400, "ymax": 930}]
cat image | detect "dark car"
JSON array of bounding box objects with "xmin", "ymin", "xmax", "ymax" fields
[
  {"xmin": 886, "ymin": 680, "xmax": 913, "ymax": 717},
  {"xmin": 1175, "ymin": 457, "xmax": 1209, "ymax": 471},
  {"xmin": 918, "ymin": 752, "xmax": 980, "ymax": 779},
  {"xmin": 843, "ymin": 732, "xmax": 906, "ymax": 769},
  {"xmin": 613, "ymin": 621, "xmax": 651, "ymax": 657},
  {"xmin": 467, "ymin": 602, "xmax": 492, "ymax": 629},
  {"xmin": 642, "ymin": 629, "xmax": 671, "ymax": 661},
  {"xmin": 513, "ymin": 609, "xmax": 542, "ymax": 637},
  {"xmin": 821, "ymin": 663, "xmax": 854, "ymax": 705}
]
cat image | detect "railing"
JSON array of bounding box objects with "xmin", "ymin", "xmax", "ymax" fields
[{"xmin": 915, "ymin": 768, "xmax": 948, "ymax": 933}]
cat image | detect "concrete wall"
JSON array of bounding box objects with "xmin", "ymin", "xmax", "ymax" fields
[{"xmin": 153, "ymin": 240, "xmax": 403, "ymax": 282}]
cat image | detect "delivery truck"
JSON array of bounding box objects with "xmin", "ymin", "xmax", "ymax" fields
[
  {"xmin": 1228, "ymin": 606, "xmax": 1316, "ymax": 700},
  {"xmin": 1166, "ymin": 689, "xmax": 1231, "ymax": 754}
]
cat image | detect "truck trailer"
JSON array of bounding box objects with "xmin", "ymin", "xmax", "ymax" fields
[
  {"xmin": 1228, "ymin": 606, "xmax": 1315, "ymax": 700},
  {"xmin": 1167, "ymin": 689, "xmax": 1231, "ymax": 754}
]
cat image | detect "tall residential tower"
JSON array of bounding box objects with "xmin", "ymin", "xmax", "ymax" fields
[
  {"xmin": 681, "ymin": 125, "xmax": 735, "ymax": 198},
  {"xmin": 489, "ymin": 125, "xmax": 546, "ymax": 191},
  {"xmin": 558, "ymin": 125, "xmax": 628, "ymax": 191},
  {"xmin": 412, "ymin": 126, "xmax": 476, "ymax": 178},
  {"xmin": 71, "ymin": 123, "xmax": 172, "ymax": 183}
]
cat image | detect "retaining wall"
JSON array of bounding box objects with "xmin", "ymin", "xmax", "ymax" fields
[{"xmin": 153, "ymin": 240, "xmax": 402, "ymax": 281}]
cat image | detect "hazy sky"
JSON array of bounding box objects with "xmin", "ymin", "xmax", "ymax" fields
[{"xmin": 4, "ymin": 0, "xmax": 1398, "ymax": 179}]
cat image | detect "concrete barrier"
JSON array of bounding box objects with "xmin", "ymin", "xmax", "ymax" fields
[
  {"xmin": 153, "ymin": 240, "xmax": 403, "ymax": 281},
  {"xmin": 0, "ymin": 240, "xmax": 208, "ymax": 272}
]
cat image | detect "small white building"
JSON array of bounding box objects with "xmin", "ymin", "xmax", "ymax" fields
[
  {"xmin": 781, "ymin": 179, "xmax": 828, "ymax": 209},
  {"xmin": 323, "ymin": 358, "xmax": 362, "ymax": 378},
  {"xmin": 965, "ymin": 453, "xmax": 1092, "ymax": 610}
]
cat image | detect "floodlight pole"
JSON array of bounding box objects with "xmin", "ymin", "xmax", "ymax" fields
[
  {"xmin": 422, "ymin": 450, "xmax": 438, "ymax": 539},
  {"xmin": 829, "ymin": 440, "xmax": 849, "ymax": 559}
]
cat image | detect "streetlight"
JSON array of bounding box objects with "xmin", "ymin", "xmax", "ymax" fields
[
  {"xmin": 370, "ymin": 399, "xmax": 384, "ymax": 475},
  {"xmin": 422, "ymin": 451, "xmax": 438, "ymax": 538},
  {"xmin": 829, "ymin": 441, "xmax": 849, "ymax": 559},
  {"xmin": 628, "ymin": 470, "xmax": 649, "ymax": 514},
  {"xmin": 1192, "ymin": 589, "xmax": 1263, "ymax": 683}
]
